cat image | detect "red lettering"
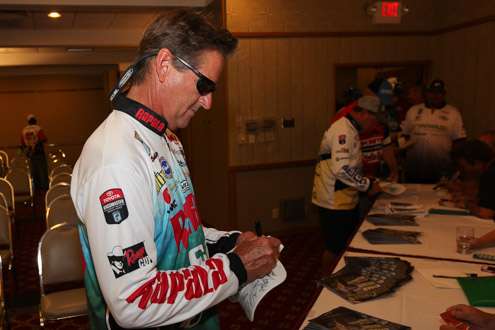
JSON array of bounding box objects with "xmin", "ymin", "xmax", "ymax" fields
[
  {"xmin": 183, "ymin": 194, "xmax": 201, "ymax": 231},
  {"xmin": 135, "ymin": 108, "xmax": 165, "ymax": 132},
  {"xmin": 184, "ymin": 268, "xmax": 203, "ymax": 300},
  {"xmin": 126, "ymin": 275, "xmax": 156, "ymax": 310},
  {"xmin": 124, "ymin": 247, "xmax": 146, "ymax": 266},
  {"xmin": 170, "ymin": 194, "xmax": 203, "ymax": 251},
  {"xmin": 206, "ymin": 258, "xmax": 228, "ymax": 290},
  {"xmin": 195, "ymin": 265, "xmax": 213, "ymax": 294},
  {"xmin": 151, "ymin": 272, "xmax": 168, "ymax": 304},
  {"xmin": 167, "ymin": 271, "xmax": 184, "ymax": 304},
  {"xmin": 126, "ymin": 263, "xmax": 228, "ymax": 309}
]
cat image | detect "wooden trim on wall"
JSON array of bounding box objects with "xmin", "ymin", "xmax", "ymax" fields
[
  {"xmin": 335, "ymin": 60, "xmax": 432, "ymax": 69},
  {"xmin": 229, "ymin": 159, "xmax": 316, "ymax": 173},
  {"xmin": 233, "ymin": 31, "xmax": 431, "ymax": 38},
  {"xmin": 232, "ymin": 15, "xmax": 495, "ymax": 39}
]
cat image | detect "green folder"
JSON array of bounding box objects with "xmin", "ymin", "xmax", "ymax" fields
[
  {"xmin": 458, "ymin": 276, "xmax": 495, "ymax": 307},
  {"xmin": 428, "ymin": 208, "xmax": 471, "ymax": 216}
]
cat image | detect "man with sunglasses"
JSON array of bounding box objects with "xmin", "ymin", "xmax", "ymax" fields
[{"xmin": 71, "ymin": 10, "xmax": 281, "ymax": 330}]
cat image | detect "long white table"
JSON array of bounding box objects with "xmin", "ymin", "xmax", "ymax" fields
[
  {"xmin": 350, "ymin": 184, "xmax": 495, "ymax": 263},
  {"xmin": 300, "ymin": 252, "xmax": 495, "ymax": 330}
]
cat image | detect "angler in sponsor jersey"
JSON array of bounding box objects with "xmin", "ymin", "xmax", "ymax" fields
[
  {"xmin": 401, "ymin": 79, "xmax": 466, "ymax": 183},
  {"xmin": 313, "ymin": 96, "xmax": 382, "ymax": 273},
  {"xmin": 71, "ymin": 10, "xmax": 280, "ymax": 329}
]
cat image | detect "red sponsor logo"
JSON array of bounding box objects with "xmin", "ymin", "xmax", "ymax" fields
[
  {"xmin": 135, "ymin": 108, "xmax": 166, "ymax": 132},
  {"xmin": 124, "ymin": 246, "xmax": 146, "ymax": 267},
  {"xmin": 126, "ymin": 258, "xmax": 228, "ymax": 309},
  {"xmin": 162, "ymin": 188, "xmax": 171, "ymax": 204},
  {"xmin": 100, "ymin": 189, "xmax": 124, "ymax": 205},
  {"xmin": 170, "ymin": 194, "xmax": 201, "ymax": 251}
]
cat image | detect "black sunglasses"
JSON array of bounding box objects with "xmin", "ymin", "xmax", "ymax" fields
[{"xmin": 174, "ymin": 54, "xmax": 216, "ymax": 96}]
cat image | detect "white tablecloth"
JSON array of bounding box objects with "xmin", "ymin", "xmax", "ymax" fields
[
  {"xmin": 300, "ymin": 252, "xmax": 495, "ymax": 330},
  {"xmin": 350, "ymin": 184, "xmax": 495, "ymax": 263}
]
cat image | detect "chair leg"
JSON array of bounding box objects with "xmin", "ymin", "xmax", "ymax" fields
[{"xmin": 39, "ymin": 309, "xmax": 45, "ymax": 327}]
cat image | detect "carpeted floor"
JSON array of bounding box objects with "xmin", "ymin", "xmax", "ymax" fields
[{"xmin": 5, "ymin": 201, "xmax": 324, "ymax": 329}]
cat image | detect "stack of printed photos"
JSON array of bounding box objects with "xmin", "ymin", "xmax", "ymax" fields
[
  {"xmin": 319, "ymin": 257, "xmax": 413, "ymax": 304},
  {"xmin": 362, "ymin": 228, "xmax": 421, "ymax": 244},
  {"xmin": 304, "ymin": 306, "xmax": 411, "ymax": 330},
  {"xmin": 366, "ymin": 213, "xmax": 418, "ymax": 226}
]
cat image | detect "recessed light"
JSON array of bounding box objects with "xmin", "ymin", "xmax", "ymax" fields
[{"xmin": 48, "ymin": 11, "xmax": 61, "ymax": 19}]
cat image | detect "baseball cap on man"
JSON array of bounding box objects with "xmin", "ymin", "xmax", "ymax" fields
[
  {"xmin": 427, "ymin": 79, "xmax": 446, "ymax": 93},
  {"xmin": 357, "ymin": 95, "xmax": 380, "ymax": 113},
  {"xmin": 27, "ymin": 114, "xmax": 36, "ymax": 121}
]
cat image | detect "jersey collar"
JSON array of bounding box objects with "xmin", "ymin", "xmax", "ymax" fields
[
  {"xmin": 345, "ymin": 114, "xmax": 362, "ymax": 132},
  {"xmin": 112, "ymin": 92, "xmax": 168, "ymax": 136}
]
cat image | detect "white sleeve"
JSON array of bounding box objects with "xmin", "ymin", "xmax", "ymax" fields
[
  {"xmin": 328, "ymin": 130, "xmax": 370, "ymax": 192},
  {"xmin": 401, "ymin": 106, "xmax": 415, "ymax": 135},
  {"xmin": 450, "ymin": 109, "xmax": 466, "ymax": 140},
  {"xmin": 77, "ymin": 165, "xmax": 239, "ymax": 328}
]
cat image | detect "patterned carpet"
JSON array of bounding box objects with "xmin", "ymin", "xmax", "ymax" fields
[{"xmin": 5, "ymin": 201, "xmax": 324, "ymax": 329}]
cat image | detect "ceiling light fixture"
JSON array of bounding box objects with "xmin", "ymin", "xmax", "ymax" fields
[{"xmin": 48, "ymin": 11, "xmax": 61, "ymax": 19}]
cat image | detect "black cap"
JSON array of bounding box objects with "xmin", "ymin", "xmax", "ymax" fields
[{"xmin": 427, "ymin": 79, "xmax": 446, "ymax": 93}]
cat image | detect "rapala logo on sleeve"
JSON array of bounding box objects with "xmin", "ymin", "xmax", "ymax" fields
[
  {"xmin": 99, "ymin": 189, "xmax": 129, "ymax": 224},
  {"xmin": 126, "ymin": 257, "xmax": 227, "ymax": 309},
  {"xmin": 107, "ymin": 242, "xmax": 152, "ymax": 278}
]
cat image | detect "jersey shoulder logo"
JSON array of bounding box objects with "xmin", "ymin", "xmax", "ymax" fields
[
  {"xmin": 107, "ymin": 242, "xmax": 152, "ymax": 278},
  {"xmin": 99, "ymin": 188, "xmax": 129, "ymax": 224}
]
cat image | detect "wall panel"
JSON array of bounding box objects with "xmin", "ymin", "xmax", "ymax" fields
[
  {"xmin": 228, "ymin": 36, "xmax": 431, "ymax": 166},
  {"xmin": 432, "ymin": 22, "xmax": 495, "ymax": 137}
]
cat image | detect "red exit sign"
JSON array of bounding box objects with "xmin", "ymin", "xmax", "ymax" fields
[
  {"xmin": 372, "ymin": 1, "xmax": 402, "ymax": 24},
  {"xmin": 382, "ymin": 1, "xmax": 400, "ymax": 17}
]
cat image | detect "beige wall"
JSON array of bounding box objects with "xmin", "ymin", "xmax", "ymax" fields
[
  {"xmin": 225, "ymin": 0, "xmax": 435, "ymax": 232},
  {"xmin": 431, "ymin": 21, "xmax": 495, "ymax": 137},
  {"xmin": 0, "ymin": 66, "xmax": 116, "ymax": 164},
  {"xmin": 228, "ymin": 36, "xmax": 431, "ymax": 166}
]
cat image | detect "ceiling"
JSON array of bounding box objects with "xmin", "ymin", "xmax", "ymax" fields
[{"xmin": 0, "ymin": 0, "xmax": 214, "ymax": 67}]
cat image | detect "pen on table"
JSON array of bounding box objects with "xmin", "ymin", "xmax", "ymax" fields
[
  {"xmin": 433, "ymin": 274, "xmax": 478, "ymax": 279},
  {"xmin": 255, "ymin": 221, "xmax": 263, "ymax": 237}
]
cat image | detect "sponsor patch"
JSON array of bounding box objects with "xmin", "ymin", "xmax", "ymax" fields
[
  {"xmin": 99, "ymin": 189, "xmax": 129, "ymax": 224},
  {"xmin": 159, "ymin": 157, "xmax": 173, "ymax": 179},
  {"xmin": 339, "ymin": 134, "xmax": 346, "ymax": 145},
  {"xmin": 107, "ymin": 242, "xmax": 152, "ymax": 278}
]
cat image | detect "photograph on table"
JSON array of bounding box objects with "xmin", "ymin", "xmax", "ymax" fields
[
  {"xmin": 319, "ymin": 257, "xmax": 413, "ymax": 303},
  {"xmin": 305, "ymin": 306, "xmax": 411, "ymax": 330},
  {"xmin": 362, "ymin": 228, "xmax": 422, "ymax": 244}
]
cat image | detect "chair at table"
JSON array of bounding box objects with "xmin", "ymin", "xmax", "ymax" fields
[
  {"xmin": 6, "ymin": 168, "xmax": 33, "ymax": 206},
  {"xmin": 37, "ymin": 223, "xmax": 87, "ymax": 327},
  {"xmin": 0, "ymin": 151, "xmax": 9, "ymax": 175},
  {"xmin": 49, "ymin": 173, "xmax": 71, "ymax": 188},
  {"xmin": 0, "ymin": 179, "xmax": 15, "ymax": 216},
  {"xmin": 45, "ymin": 183, "xmax": 70, "ymax": 213},
  {"xmin": 49, "ymin": 164, "xmax": 72, "ymax": 181},
  {"xmin": 0, "ymin": 206, "xmax": 14, "ymax": 272},
  {"xmin": 46, "ymin": 195, "xmax": 80, "ymax": 229},
  {"xmin": 10, "ymin": 156, "xmax": 29, "ymax": 171},
  {"xmin": 0, "ymin": 256, "xmax": 7, "ymax": 329}
]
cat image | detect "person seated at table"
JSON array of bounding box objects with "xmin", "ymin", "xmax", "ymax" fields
[
  {"xmin": 440, "ymin": 304, "xmax": 495, "ymax": 330},
  {"xmin": 479, "ymin": 129, "xmax": 495, "ymax": 151},
  {"xmin": 448, "ymin": 139, "xmax": 495, "ymax": 220}
]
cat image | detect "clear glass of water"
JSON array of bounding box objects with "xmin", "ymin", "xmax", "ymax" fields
[{"xmin": 456, "ymin": 226, "xmax": 475, "ymax": 254}]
